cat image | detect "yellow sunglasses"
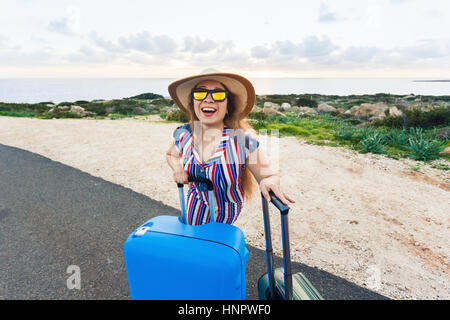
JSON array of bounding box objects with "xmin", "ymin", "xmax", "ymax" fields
[{"xmin": 191, "ymin": 89, "xmax": 229, "ymax": 102}]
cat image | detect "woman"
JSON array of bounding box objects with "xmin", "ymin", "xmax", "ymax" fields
[{"xmin": 166, "ymin": 72, "xmax": 294, "ymax": 225}]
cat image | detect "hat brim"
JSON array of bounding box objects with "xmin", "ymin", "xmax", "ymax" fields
[{"xmin": 168, "ymin": 73, "xmax": 255, "ymax": 120}]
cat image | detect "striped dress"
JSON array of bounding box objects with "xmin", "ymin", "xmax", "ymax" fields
[{"xmin": 173, "ymin": 123, "xmax": 259, "ymax": 225}]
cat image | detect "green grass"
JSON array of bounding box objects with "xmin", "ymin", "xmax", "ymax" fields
[
  {"xmin": 250, "ymin": 113, "xmax": 450, "ymax": 166},
  {"xmin": 0, "ymin": 111, "xmax": 36, "ymax": 117},
  {"xmin": 108, "ymin": 113, "xmax": 126, "ymax": 120}
]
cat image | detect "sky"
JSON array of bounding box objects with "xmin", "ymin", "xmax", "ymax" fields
[{"xmin": 1, "ymin": 0, "xmax": 450, "ymax": 78}]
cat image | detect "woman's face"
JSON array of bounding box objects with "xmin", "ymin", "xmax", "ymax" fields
[{"xmin": 192, "ymin": 80, "xmax": 228, "ymax": 127}]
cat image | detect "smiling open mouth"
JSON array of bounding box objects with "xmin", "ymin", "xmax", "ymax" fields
[{"xmin": 201, "ymin": 107, "xmax": 217, "ymax": 116}]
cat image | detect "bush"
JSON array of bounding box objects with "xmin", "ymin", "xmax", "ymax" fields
[
  {"xmin": 84, "ymin": 103, "xmax": 108, "ymax": 116},
  {"xmin": 49, "ymin": 112, "xmax": 83, "ymax": 119},
  {"xmin": 259, "ymin": 94, "xmax": 297, "ymax": 105},
  {"xmin": 57, "ymin": 102, "xmax": 73, "ymax": 107},
  {"xmin": 386, "ymin": 129, "xmax": 409, "ymax": 147},
  {"xmin": 359, "ymin": 131, "xmax": 387, "ymax": 154},
  {"xmin": 74, "ymin": 100, "xmax": 89, "ymax": 105},
  {"xmin": 0, "ymin": 103, "xmax": 49, "ymax": 115},
  {"xmin": 167, "ymin": 110, "xmax": 189, "ymax": 122},
  {"xmin": 248, "ymin": 111, "xmax": 268, "ymax": 120},
  {"xmin": 374, "ymin": 105, "xmax": 450, "ymax": 129},
  {"xmin": 129, "ymin": 93, "xmax": 164, "ymax": 100},
  {"xmin": 335, "ymin": 126, "xmax": 355, "ymax": 140},
  {"xmin": 0, "ymin": 110, "xmax": 36, "ymax": 117},
  {"xmin": 296, "ymin": 96, "xmax": 318, "ymax": 108},
  {"xmin": 407, "ymin": 136, "xmax": 447, "ymax": 161},
  {"xmin": 159, "ymin": 112, "xmax": 167, "ymax": 119}
]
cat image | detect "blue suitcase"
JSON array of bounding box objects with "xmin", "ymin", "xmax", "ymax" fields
[{"xmin": 123, "ymin": 177, "xmax": 249, "ymax": 300}]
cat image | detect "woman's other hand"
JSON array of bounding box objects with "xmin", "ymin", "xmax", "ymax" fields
[
  {"xmin": 259, "ymin": 175, "xmax": 295, "ymax": 208},
  {"xmin": 166, "ymin": 141, "xmax": 189, "ymax": 185}
]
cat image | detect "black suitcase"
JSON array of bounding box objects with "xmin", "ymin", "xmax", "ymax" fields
[{"xmin": 257, "ymin": 192, "xmax": 324, "ymax": 300}]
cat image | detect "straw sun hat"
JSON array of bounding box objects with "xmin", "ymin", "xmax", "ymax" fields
[{"xmin": 168, "ymin": 70, "xmax": 256, "ymax": 120}]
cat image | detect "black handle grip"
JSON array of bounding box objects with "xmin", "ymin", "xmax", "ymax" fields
[
  {"xmin": 189, "ymin": 177, "xmax": 214, "ymax": 191},
  {"xmin": 176, "ymin": 177, "xmax": 214, "ymax": 191},
  {"xmin": 264, "ymin": 191, "xmax": 289, "ymax": 215}
]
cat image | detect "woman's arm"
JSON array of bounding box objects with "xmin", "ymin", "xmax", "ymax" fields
[
  {"xmin": 166, "ymin": 142, "xmax": 189, "ymax": 184},
  {"xmin": 247, "ymin": 147, "xmax": 295, "ymax": 207}
]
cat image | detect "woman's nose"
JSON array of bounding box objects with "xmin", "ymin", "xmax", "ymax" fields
[{"xmin": 203, "ymin": 92, "xmax": 214, "ymax": 103}]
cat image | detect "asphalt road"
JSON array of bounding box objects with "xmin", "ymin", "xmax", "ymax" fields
[{"xmin": 0, "ymin": 143, "xmax": 388, "ymax": 300}]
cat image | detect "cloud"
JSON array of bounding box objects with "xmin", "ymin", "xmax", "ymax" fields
[
  {"xmin": 298, "ymin": 35, "xmax": 339, "ymax": 57},
  {"xmin": 114, "ymin": 32, "xmax": 177, "ymax": 55},
  {"xmin": 272, "ymin": 40, "xmax": 297, "ymax": 56},
  {"xmin": 318, "ymin": 3, "xmax": 338, "ymax": 23},
  {"xmin": 47, "ymin": 6, "xmax": 81, "ymax": 36},
  {"xmin": 250, "ymin": 45, "xmax": 272, "ymax": 59},
  {"xmin": 0, "ymin": 47, "xmax": 56, "ymax": 66},
  {"xmin": 183, "ymin": 36, "xmax": 217, "ymax": 53},
  {"xmin": 251, "ymin": 35, "xmax": 339, "ymax": 60},
  {"xmin": 2, "ymin": 29, "xmax": 449, "ymax": 73},
  {"xmin": 88, "ymin": 31, "xmax": 178, "ymax": 56},
  {"xmin": 246, "ymin": 34, "xmax": 450, "ymax": 72},
  {"xmin": 341, "ymin": 46, "xmax": 383, "ymax": 63},
  {"xmin": 89, "ymin": 32, "xmax": 124, "ymax": 53},
  {"xmin": 64, "ymin": 45, "xmax": 114, "ymax": 64},
  {"xmin": 183, "ymin": 40, "xmax": 250, "ymax": 69},
  {"xmin": 400, "ymin": 39, "xmax": 450, "ymax": 59}
]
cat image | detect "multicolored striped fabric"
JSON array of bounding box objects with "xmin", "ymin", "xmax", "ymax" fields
[{"xmin": 173, "ymin": 123, "xmax": 259, "ymax": 225}]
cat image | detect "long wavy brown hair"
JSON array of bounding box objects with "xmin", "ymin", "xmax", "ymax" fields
[{"xmin": 186, "ymin": 82, "xmax": 258, "ymax": 200}]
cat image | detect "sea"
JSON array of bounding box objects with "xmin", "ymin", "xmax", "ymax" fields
[{"xmin": 0, "ymin": 78, "xmax": 449, "ymax": 104}]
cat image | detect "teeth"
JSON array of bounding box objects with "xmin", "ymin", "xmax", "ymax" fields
[{"xmin": 202, "ymin": 108, "xmax": 216, "ymax": 112}]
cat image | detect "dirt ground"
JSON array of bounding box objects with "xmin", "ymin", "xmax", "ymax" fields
[{"xmin": 0, "ymin": 116, "xmax": 448, "ymax": 299}]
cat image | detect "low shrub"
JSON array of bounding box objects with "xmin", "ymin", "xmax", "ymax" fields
[
  {"xmin": 296, "ymin": 96, "xmax": 318, "ymax": 108},
  {"xmin": 359, "ymin": 131, "xmax": 387, "ymax": 154},
  {"xmin": 74, "ymin": 100, "xmax": 90, "ymax": 105},
  {"xmin": 335, "ymin": 126, "xmax": 355, "ymax": 140},
  {"xmin": 374, "ymin": 105, "xmax": 450, "ymax": 129},
  {"xmin": 167, "ymin": 110, "xmax": 189, "ymax": 122},
  {"xmin": 159, "ymin": 112, "xmax": 167, "ymax": 119},
  {"xmin": 108, "ymin": 113, "xmax": 125, "ymax": 120},
  {"xmin": 49, "ymin": 112, "xmax": 83, "ymax": 119},
  {"xmin": 385, "ymin": 129, "xmax": 409, "ymax": 147},
  {"xmin": 407, "ymin": 136, "xmax": 447, "ymax": 161},
  {"xmin": 129, "ymin": 93, "xmax": 164, "ymax": 100},
  {"xmin": 0, "ymin": 110, "xmax": 36, "ymax": 117},
  {"xmin": 248, "ymin": 111, "xmax": 268, "ymax": 120}
]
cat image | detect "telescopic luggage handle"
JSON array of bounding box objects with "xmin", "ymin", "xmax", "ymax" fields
[
  {"xmin": 176, "ymin": 177, "xmax": 216, "ymax": 224},
  {"xmin": 261, "ymin": 191, "xmax": 293, "ymax": 300}
]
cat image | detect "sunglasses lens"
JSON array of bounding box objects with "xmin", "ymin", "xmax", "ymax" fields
[
  {"xmin": 212, "ymin": 91, "xmax": 226, "ymax": 101},
  {"xmin": 193, "ymin": 91, "xmax": 208, "ymax": 100}
]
